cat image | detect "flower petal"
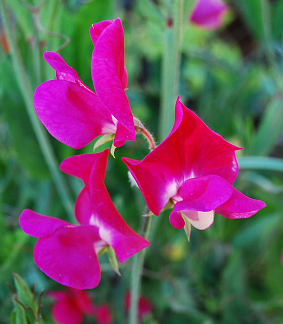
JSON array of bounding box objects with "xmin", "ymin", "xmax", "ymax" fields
[
  {"xmin": 182, "ymin": 210, "xmax": 215, "ymax": 230},
  {"xmin": 90, "ymin": 20, "xmax": 113, "ymax": 47},
  {"xmin": 216, "ymin": 188, "xmax": 266, "ymax": 219},
  {"xmin": 43, "ymin": 51, "xmax": 86, "ymax": 87},
  {"xmin": 176, "ymin": 99, "xmax": 240, "ymax": 184},
  {"xmin": 169, "ymin": 211, "xmax": 185, "ymax": 229},
  {"xmin": 34, "ymin": 80, "xmax": 116, "ymax": 149},
  {"xmin": 173, "ymin": 175, "xmax": 233, "ymax": 212},
  {"xmin": 91, "ymin": 18, "xmax": 135, "ymax": 145},
  {"xmin": 190, "ymin": 0, "xmax": 228, "ymax": 30},
  {"xmin": 34, "ymin": 226, "xmax": 101, "ymax": 289},
  {"xmin": 62, "ymin": 150, "xmax": 149, "ymax": 262},
  {"xmin": 19, "ymin": 209, "xmax": 70, "ymax": 238},
  {"xmin": 52, "ymin": 296, "xmax": 83, "ymax": 324}
]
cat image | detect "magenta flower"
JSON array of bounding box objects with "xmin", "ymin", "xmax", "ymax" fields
[
  {"xmin": 49, "ymin": 288, "xmax": 113, "ymax": 324},
  {"xmin": 33, "ymin": 18, "xmax": 135, "ymax": 149},
  {"xmin": 190, "ymin": 0, "xmax": 228, "ymax": 30},
  {"xmin": 123, "ymin": 98, "xmax": 266, "ymax": 231},
  {"xmin": 125, "ymin": 292, "xmax": 152, "ymax": 319},
  {"xmin": 49, "ymin": 288, "xmax": 94, "ymax": 324},
  {"xmin": 20, "ymin": 149, "xmax": 149, "ymax": 289}
]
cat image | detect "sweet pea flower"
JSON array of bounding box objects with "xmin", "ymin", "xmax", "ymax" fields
[
  {"xmin": 49, "ymin": 288, "xmax": 113, "ymax": 324},
  {"xmin": 20, "ymin": 149, "xmax": 149, "ymax": 289},
  {"xmin": 48, "ymin": 288, "xmax": 94, "ymax": 324},
  {"xmin": 190, "ymin": 0, "xmax": 228, "ymax": 30},
  {"xmin": 33, "ymin": 18, "xmax": 135, "ymax": 149},
  {"xmin": 125, "ymin": 292, "xmax": 152, "ymax": 319},
  {"xmin": 123, "ymin": 98, "xmax": 266, "ymax": 231}
]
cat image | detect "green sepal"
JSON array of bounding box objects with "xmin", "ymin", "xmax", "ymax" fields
[
  {"xmin": 181, "ymin": 214, "xmax": 191, "ymax": 241},
  {"xmin": 106, "ymin": 246, "xmax": 121, "ymax": 276},
  {"xmin": 93, "ymin": 134, "xmax": 115, "ymax": 152}
]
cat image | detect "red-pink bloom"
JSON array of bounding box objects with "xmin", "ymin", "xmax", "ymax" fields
[
  {"xmin": 190, "ymin": 0, "xmax": 228, "ymax": 30},
  {"xmin": 49, "ymin": 288, "xmax": 94, "ymax": 324},
  {"xmin": 95, "ymin": 304, "xmax": 113, "ymax": 324},
  {"xmin": 123, "ymin": 98, "xmax": 266, "ymax": 231},
  {"xmin": 125, "ymin": 292, "xmax": 152, "ymax": 319},
  {"xmin": 49, "ymin": 288, "xmax": 113, "ymax": 324},
  {"xmin": 20, "ymin": 149, "xmax": 149, "ymax": 289},
  {"xmin": 33, "ymin": 18, "xmax": 135, "ymax": 149}
]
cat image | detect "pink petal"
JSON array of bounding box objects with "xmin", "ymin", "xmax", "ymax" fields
[
  {"xmin": 182, "ymin": 210, "xmax": 215, "ymax": 230},
  {"xmin": 60, "ymin": 152, "xmax": 107, "ymax": 188},
  {"xmin": 72, "ymin": 289, "xmax": 94, "ymax": 315},
  {"xmin": 34, "ymin": 80, "xmax": 116, "ymax": 149},
  {"xmin": 43, "ymin": 52, "xmax": 86, "ymax": 87},
  {"xmin": 169, "ymin": 211, "xmax": 185, "ymax": 229},
  {"xmin": 175, "ymin": 99, "xmax": 240, "ymax": 184},
  {"xmin": 95, "ymin": 305, "xmax": 113, "ymax": 324},
  {"xmin": 34, "ymin": 226, "xmax": 102, "ymax": 289},
  {"xmin": 62, "ymin": 151, "xmax": 149, "ymax": 262},
  {"xmin": 91, "ymin": 18, "xmax": 135, "ymax": 144},
  {"xmin": 51, "ymin": 295, "xmax": 83, "ymax": 324},
  {"xmin": 122, "ymin": 128, "xmax": 184, "ymax": 215},
  {"xmin": 216, "ymin": 188, "xmax": 266, "ymax": 219},
  {"xmin": 190, "ymin": 0, "xmax": 228, "ymax": 30},
  {"xmin": 90, "ymin": 20, "xmax": 113, "ymax": 47},
  {"xmin": 173, "ymin": 175, "xmax": 233, "ymax": 212},
  {"xmin": 19, "ymin": 209, "xmax": 70, "ymax": 238}
]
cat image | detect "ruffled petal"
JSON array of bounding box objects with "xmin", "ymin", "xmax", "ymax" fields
[
  {"xmin": 43, "ymin": 52, "xmax": 87, "ymax": 88},
  {"xmin": 182, "ymin": 210, "xmax": 215, "ymax": 230},
  {"xmin": 173, "ymin": 175, "xmax": 233, "ymax": 212},
  {"xmin": 190, "ymin": 0, "xmax": 228, "ymax": 30},
  {"xmin": 19, "ymin": 209, "xmax": 70, "ymax": 238},
  {"xmin": 90, "ymin": 20, "xmax": 113, "ymax": 47},
  {"xmin": 216, "ymin": 188, "xmax": 266, "ymax": 219},
  {"xmin": 91, "ymin": 18, "xmax": 134, "ymax": 144},
  {"xmin": 62, "ymin": 151, "xmax": 149, "ymax": 262},
  {"xmin": 176, "ymin": 99, "xmax": 240, "ymax": 184},
  {"xmin": 34, "ymin": 226, "xmax": 101, "ymax": 289},
  {"xmin": 169, "ymin": 211, "xmax": 185, "ymax": 229},
  {"xmin": 34, "ymin": 80, "xmax": 116, "ymax": 149}
]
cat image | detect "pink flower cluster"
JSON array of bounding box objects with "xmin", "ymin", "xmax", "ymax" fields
[{"xmin": 20, "ymin": 16, "xmax": 265, "ymax": 291}]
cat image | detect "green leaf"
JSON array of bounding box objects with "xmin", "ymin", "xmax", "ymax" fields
[
  {"xmin": 106, "ymin": 246, "xmax": 121, "ymax": 276},
  {"xmin": 13, "ymin": 273, "xmax": 35, "ymax": 311},
  {"xmin": 182, "ymin": 213, "xmax": 191, "ymax": 241},
  {"xmin": 11, "ymin": 300, "xmax": 28, "ymax": 324},
  {"xmin": 271, "ymin": 0, "xmax": 283, "ymax": 39},
  {"xmin": 238, "ymin": 156, "xmax": 283, "ymax": 172},
  {"xmin": 248, "ymin": 97, "xmax": 283, "ymax": 155},
  {"xmin": 93, "ymin": 134, "xmax": 115, "ymax": 152},
  {"xmin": 236, "ymin": 0, "xmax": 266, "ymax": 42}
]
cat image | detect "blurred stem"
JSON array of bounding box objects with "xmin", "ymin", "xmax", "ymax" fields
[
  {"xmin": 0, "ymin": 0, "xmax": 75, "ymax": 221},
  {"xmin": 129, "ymin": 215, "xmax": 152, "ymax": 324},
  {"xmin": 159, "ymin": 0, "xmax": 184, "ymax": 141}
]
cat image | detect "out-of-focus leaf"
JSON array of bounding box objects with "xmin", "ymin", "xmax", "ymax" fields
[
  {"xmin": 1, "ymin": 95, "xmax": 49, "ymax": 179},
  {"xmin": 6, "ymin": 0, "xmax": 33, "ymax": 40},
  {"xmin": 137, "ymin": 0, "xmax": 163, "ymax": 24},
  {"xmin": 221, "ymin": 252, "xmax": 249, "ymax": 324},
  {"xmin": 243, "ymin": 172, "xmax": 283, "ymax": 193},
  {"xmin": 271, "ymin": 0, "xmax": 283, "ymax": 39},
  {"xmin": 238, "ymin": 156, "xmax": 283, "ymax": 172},
  {"xmin": 232, "ymin": 213, "xmax": 281, "ymax": 250},
  {"xmin": 236, "ymin": 0, "xmax": 266, "ymax": 42},
  {"xmin": 248, "ymin": 97, "xmax": 283, "ymax": 155}
]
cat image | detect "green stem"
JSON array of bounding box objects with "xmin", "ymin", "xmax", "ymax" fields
[
  {"xmin": 1, "ymin": 0, "xmax": 74, "ymax": 221},
  {"xmin": 129, "ymin": 215, "xmax": 152, "ymax": 324},
  {"xmin": 159, "ymin": 0, "xmax": 184, "ymax": 141}
]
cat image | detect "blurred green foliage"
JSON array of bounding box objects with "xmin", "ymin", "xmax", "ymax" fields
[{"xmin": 1, "ymin": 0, "xmax": 283, "ymax": 323}]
